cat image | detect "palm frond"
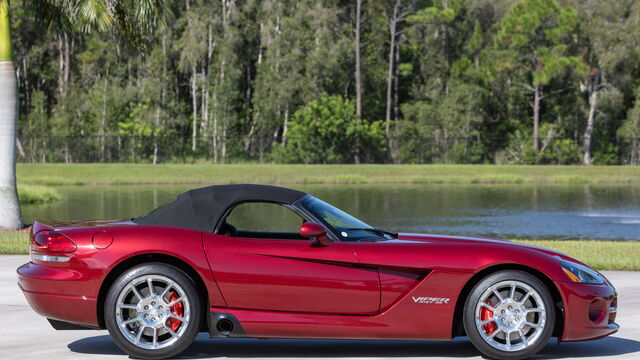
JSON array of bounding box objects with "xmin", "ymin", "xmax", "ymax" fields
[{"xmin": 28, "ymin": 0, "xmax": 167, "ymax": 51}]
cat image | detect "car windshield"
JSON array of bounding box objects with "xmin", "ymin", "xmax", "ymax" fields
[{"xmin": 300, "ymin": 196, "xmax": 389, "ymax": 241}]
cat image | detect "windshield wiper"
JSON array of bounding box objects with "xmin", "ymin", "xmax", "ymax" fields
[{"xmin": 344, "ymin": 227, "xmax": 398, "ymax": 238}]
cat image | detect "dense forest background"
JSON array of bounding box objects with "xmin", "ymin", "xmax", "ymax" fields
[{"xmin": 11, "ymin": 0, "xmax": 640, "ymax": 164}]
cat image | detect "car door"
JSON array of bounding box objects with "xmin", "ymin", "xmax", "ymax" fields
[{"xmin": 203, "ymin": 201, "xmax": 380, "ymax": 315}]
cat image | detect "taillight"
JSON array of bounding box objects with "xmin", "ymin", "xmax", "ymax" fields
[{"xmin": 32, "ymin": 231, "xmax": 77, "ymax": 253}]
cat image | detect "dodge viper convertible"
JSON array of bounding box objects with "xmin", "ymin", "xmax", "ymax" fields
[{"xmin": 18, "ymin": 184, "xmax": 618, "ymax": 360}]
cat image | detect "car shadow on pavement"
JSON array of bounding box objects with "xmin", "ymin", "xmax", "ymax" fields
[
  {"xmin": 538, "ymin": 336, "xmax": 640, "ymax": 359},
  {"xmin": 68, "ymin": 334, "xmax": 640, "ymax": 359}
]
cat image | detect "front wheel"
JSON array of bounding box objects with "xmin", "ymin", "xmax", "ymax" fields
[
  {"xmin": 104, "ymin": 263, "xmax": 202, "ymax": 359},
  {"xmin": 463, "ymin": 270, "xmax": 556, "ymax": 360}
]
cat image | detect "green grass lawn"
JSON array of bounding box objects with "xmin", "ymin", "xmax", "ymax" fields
[
  {"xmin": 2, "ymin": 230, "xmax": 638, "ymax": 271},
  {"xmin": 0, "ymin": 232, "xmax": 29, "ymax": 255},
  {"xmin": 515, "ymin": 240, "xmax": 640, "ymax": 271},
  {"xmin": 18, "ymin": 185, "xmax": 61, "ymax": 204},
  {"xmin": 16, "ymin": 163, "xmax": 640, "ymax": 185}
]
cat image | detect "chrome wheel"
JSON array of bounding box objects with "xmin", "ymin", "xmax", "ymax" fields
[
  {"xmin": 114, "ymin": 274, "xmax": 190, "ymax": 350},
  {"xmin": 474, "ymin": 280, "xmax": 546, "ymax": 352}
]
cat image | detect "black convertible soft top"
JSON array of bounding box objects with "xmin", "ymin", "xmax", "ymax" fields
[{"xmin": 133, "ymin": 184, "xmax": 307, "ymax": 232}]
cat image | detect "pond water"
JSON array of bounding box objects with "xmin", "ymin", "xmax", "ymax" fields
[{"xmin": 21, "ymin": 184, "xmax": 640, "ymax": 241}]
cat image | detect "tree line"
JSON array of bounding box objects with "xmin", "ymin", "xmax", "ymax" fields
[{"xmin": 12, "ymin": 0, "xmax": 640, "ymax": 164}]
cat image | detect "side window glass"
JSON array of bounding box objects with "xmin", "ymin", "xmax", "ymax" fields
[{"xmin": 222, "ymin": 202, "xmax": 305, "ymax": 239}]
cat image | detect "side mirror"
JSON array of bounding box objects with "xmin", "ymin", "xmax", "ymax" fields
[{"xmin": 300, "ymin": 222, "xmax": 332, "ymax": 247}]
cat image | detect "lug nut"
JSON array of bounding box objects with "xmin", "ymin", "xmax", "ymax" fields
[
  {"xmin": 158, "ymin": 306, "xmax": 163, "ymax": 310},
  {"xmin": 151, "ymin": 302, "xmax": 156, "ymax": 306},
  {"xmin": 501, "ymin": 310, "xmax": 505, "ymax": 314},
  {"xmin": 508, "ymin": 306, "xmax": 512, "ymax": 310}
]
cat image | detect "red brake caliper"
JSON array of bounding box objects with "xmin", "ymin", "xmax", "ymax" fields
[
  {"xmin": 481, "ymin": 298, "xmax": 497, "ymax": 335},
  {"xmin": 167, "ymin": 291, "xmax": 184, "ymax": 332}
]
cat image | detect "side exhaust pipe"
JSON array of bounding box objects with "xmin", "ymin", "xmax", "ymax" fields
[
  {"xmin": 216, "ymin": 318, "xmax": 234, "ymax": 335},
  {"xmin": 208, "ymin": 312, "xmax": 245, "ymax": 338}
]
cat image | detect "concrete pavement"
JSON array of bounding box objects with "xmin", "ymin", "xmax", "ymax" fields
[{"xmin": 1, "ymin": 255, "xmax": 638, "ymax": 359}]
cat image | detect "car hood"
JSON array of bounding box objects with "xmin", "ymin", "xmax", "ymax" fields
[{"xmin": 396, "ymin": 232, "xmax": 581, "ymax": 264}]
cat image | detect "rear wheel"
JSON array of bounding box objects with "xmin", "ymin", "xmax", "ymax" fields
[
  {"xmin": 463, "ymin": 270, "xmax": 555, "ymax": 360},
  {"xmin": 105, "ymin": 263, "xmax": 202, "ymax": 359}
]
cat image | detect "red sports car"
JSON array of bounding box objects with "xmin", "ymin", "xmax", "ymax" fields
[{"xmin": 17, "ymin": 184, "xmax": 618, "ymax": 360}]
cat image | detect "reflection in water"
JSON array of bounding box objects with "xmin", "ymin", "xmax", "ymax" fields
[{"xmin": 22, "ymin": 184, "xmax": 640, "ymax": 241}]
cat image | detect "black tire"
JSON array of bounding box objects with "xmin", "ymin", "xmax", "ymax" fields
[
  {"xmin": 463, "ymin": 270, "xmax": 556, "ymax": 360},
  {"xmin": 104, "ymin": 263, "xmax": 202, "ymax": 359}
]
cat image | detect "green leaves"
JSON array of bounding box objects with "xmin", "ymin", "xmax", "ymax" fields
[
  {"xmin": 619, "ymin": 86, "xmax": 640, "ymax": 138},
  {"xmin": 117, "ymin": 99, "xmax": 158, "ymax": 140},
  {"xmin": 29, "ymin": 0, "xmax": 165, "ymax": 51},
  {"xmin": 278, "ymin": 94, "xmax": 385, "ymax": 163},
  {"xmin": 408, "ymin": 0, "xmax": 462, "ymax": 25},
  {"xmin": 532, "ymin": 47, "xmax": 587, "ymax": 86},
  {"xmin": 75, "ymin": 0, "xmax": 114, "ymax": 32}
]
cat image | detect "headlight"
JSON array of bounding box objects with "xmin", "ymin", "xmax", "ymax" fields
[{"xmin": 561, "ymin": 261, "xmax": 604, "ymax": 284}]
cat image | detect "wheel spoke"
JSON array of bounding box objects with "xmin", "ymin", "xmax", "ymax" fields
[
  {"xmin": 163, "ymin": 324, "xmax": 178, "ymax": 338},
  {"xmin": 525, "ymin": 321, "xmax": 543, "ymax": 329},
  {"xmin": 505, "ymin": 330, "xmax": 512, "ymax": 350},
  {"xmin": 492, "ymin": 287, "xmax": 504, "ymax": 302},
  {"xmin": 131, "ymin": 286, "xmax": 143, "ymax": 300},
  {"xmin": 152, "ymin": 328, "xmax": 158, "ymax": 348},
  {"xmin": 160, "ymin": 284, "xmax": 173, "ymax": 299},
  {"xmin": 167, "ymin": 297, "xmax": 184, "ymax": 307},
  {"xmin": 118, "ymin": 318, "xmax": 139, "ymax": 327},
  {"xmin": 118, "ymin": 304, "xmax": 137, "ymax": 310},
  {"xmin": 480, "ymin": 302, "xmax": 496, "ymax": 312},
  {"xmin": 525, "ymin": 307, "xmax": 544, "ymax": 314},
  {"xmin": 518, "ymin": 329, "xmax": 528, "ymax": 347},
  {"xmin": 478, "ymin": 318, "xmax": 494, "ymax": 326},
  {"xmin": 169, "ymin": 314, "xmax": 187, "ymax": 323},
  {"xmin": 519, "ymin": 290, "xmax": 531, "ymax": 304},
  {"xmin": 147, "ymin": 278, "xmax": 155, "ymax": 296},
  {"xmin": 509, "ymin": 282, "xmax": 516, "ymax": 300},
  {"xmin": 135, "ymin": 326, "xmax": 144, "ymax": 344}
]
